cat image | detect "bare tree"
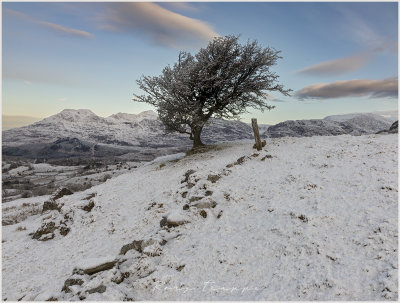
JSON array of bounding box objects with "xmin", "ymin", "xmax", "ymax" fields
[{"xmin": 134, "ymin": 35, "xmax": 291, "ymax": 148}]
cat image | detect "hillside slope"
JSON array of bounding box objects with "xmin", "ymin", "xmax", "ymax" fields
[{"xmin": 2, "ymin": 134, "xmax": 397, "ymax": 301}]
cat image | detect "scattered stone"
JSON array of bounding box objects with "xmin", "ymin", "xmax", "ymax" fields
[
  {"xmin": 52, "ymin": 187, "xmax": 73, "ymax": 200},
  {"xmin": 87, "ymin": 285, "xmax": 106, "ymax": 294},
  {"xmin": 205, "ymin": 190, "xmax": 213, "ymax": 196},
  {"xmin": 193, "ymin": 201, "xmax": 217, "ymax": 209},
  {"xmin": 224, "ymin": 193, "xmax": 231, "ymax": 201},
  {"xmin": 159, "ymin": 217, "xmax": 167, "ymax": 228},
  {"xmin": 59, "ymin": 226, "xmax": 70, "ymax": 236},
  {"xmin": 181, "ymin": 191, "xmax": 188, "ymax": 198},
  {"xmin": 326, "ymin": 255, "xmax": 337, "ymax": 262},
  {"xmin": 207, "ymin": 174, "xmax": 221, "ymax": 183},
  {"xmin": 181, "ymin": 169, "xmax": 196, "ymax": 184},
  {"xmin": 261, "ymin": 155, "xmax": 273, "ymax": 161},
  {"xmin": 234, "ymin": 156, "xmax": 246, "ymax": 165},
  {"xmin": 226, "ymin": 163, "xmax": 234, "ymax": 168},
  {"xmin": 182, "ymin": 204, "xmax": 190, "ymax": 210},
  {"xmin": 42, "ymin": 200, "xmax": 60, "ymax": 213},
  {"xmin": 62, "ymin": 278, "xmax": 84, "ymax": 293},
  {"xmin": 81, "ymin": 201, "xmax": 95, "ymax": 212},
  {"xmin": 200, "ymin": 210, "xmax": 207, "ymax": 218},
  {"xmin": 298, "ymin": 214, "xmax": 308, "ymax": 223},
  {"xmin": 189, "ymin": 196, "xmax": 203, "ymax": 203},
  {"xmin": 32, "ymin": 221, "xmax": 57, "ymax": 240},
  {"xmin": 38, "ymin": 233, "xmax": 55, "ymax": 241},
  {"xmin": 46, "ymin": 297, "xmax": 58, "ymax": 301},
  {"xmin": 147, "ymin": 202, "xmax": 156, "ymax": 210},
  {"xmin": 176, "ymin": 265, "xmax": 185, "ymax": 272},
  {"xmin": 159, "ymin": 163, "xmax": 166, "ymax": 169},
  {"xmin": 83, "ymin": 193, "xmax": 96, "ymax": 200},
  {"xmin": 252, "ymin": 153, "xmax": 259, "ymax": 157},
  {"xmin": 268, "ymin": 208, "xmax": 274, "ymax": 212},
  {"xmin": 120, "ymin": 240, "xmax": 144, "ymax": 255},
  {"xmin": 160, "ymin": 216, "xmax": 188, "ymax": 228},
  {"xmin": 76, "ymin": 260, "xmax": 118, "ymax": 275},
  {"xmin": 217, "ymin": 210, "xmax": 223, "ymax": 219},
  {"xmin": 2, "ymin": 219, "xmax": 15, "ymax": 226}
]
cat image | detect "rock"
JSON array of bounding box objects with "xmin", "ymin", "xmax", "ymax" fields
[
  {"xmin": 200, "ymin": 210, "xmax": 207, "ymax": 218},
  {"xmin": 52, "ymin": 187, "xmax": 73, "ymax": 200},
  {"xmin": 189, "ymin": 196, "xmax": 203, "ymax": 203},
  {"xmin": 234, "ymin": 156, "xmax": 246, "ymax": 165},
  {"xmin": 182, "ymin": 204, "xmax": 190, "ymax": 210},
  {"xmin": 181, "ymin": 169, "xmax": 196, "ymax": 183},
  {"xmin": 2, "ymin": 219, "xmax": 15, "ymax": 226},
  {"xmin": 32, "ymin": 222, "xmax": 57, "ymax": 240},
  {"xmin": 217, "ymin": 210, "xmax": 223, "ymax": 219},
  {"xmin": 38, "ymin": 233, "xmax": 55, "ymax": 241},
  {"xmin": 87, "ymin": 285, "xmax": 106, "ymax": 294},
  {"xmin": 81, "ymin": 201, "xmax": 95, "ymax": 212},
  {"xmin": 181, "ymin": 191, "xmax": 188, "ymax": 198},
  {"xmin": 160, "ymin": 214, "xmax": 188, "ymax": 228},
  {"xmin": 176, "ymin": 265, "xmax": 185, "ymax": 272},
  {"xmin": 193, "ymin": 201, "xmax": 217, "ymax": 209},
  {"xmin": 389, "ymin": 121, "xmax": 398, "ymax": 133},
  {"xmin": 42, "ymin": 200, "xmax": 60, "ymax": 213},
  {"xmin": 120, "ymin": 240, "xmax": 144, "ymax": 255},
  {"xmin": 80, "ymin": 260, "xmax": 118, "ymax": 275},
  {"xmin": 205, "ymin": 191, "xmax": 213, "ymax": 196},
  {"xmin": 62, "ymin": 278, "xmax": 84, "ymax": 293},
  {"xmin": 261, "ymin": 155, "xmax": 273, "ymax": 161},
  {"xmin": 207, "ymin": 174, "xmax": 221, "ymax": 183},
  {"xmin": 59, "ymin": 226, "xmax": 70, "ymax": 236}
]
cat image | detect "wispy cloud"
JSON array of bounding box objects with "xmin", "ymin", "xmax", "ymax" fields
[
  {"xmin": 161, "ymin": 2, "xmax": 202, "ymax": 12},
  {"xmin": 4, "ymin": 8, "xmax": 93, "ymax": 39},
  {"xmin": 98, "ymin": 2, "xmax": 218, "ymax": 48},
  {"xmin": 58, "ymin": 97, "xmax": 67, "ymax": 102},
  {"xmin": 296, "ymin": 39, "xmax": 397, "ymax": 77},
  {"xmin": 296, "ymin": 52, "xmax": 373, "ymax": 76},
  {"xmin": 296, "ymin": 78, "xmax": 398, "ymax": 100}
]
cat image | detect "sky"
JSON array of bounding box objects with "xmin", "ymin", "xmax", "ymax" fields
[{"xmin": 2, "ymin": 1, "xmax": 398, "ymax": 128}]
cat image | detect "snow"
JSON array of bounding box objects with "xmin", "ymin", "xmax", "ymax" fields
[
  {"xmin": 8, "ymin": 166, "xmax": 30, "ymax": 175},
  {"xmin": 151, "ymin": 153, "xmax": 186, "ymax": 163},
  {"xmin": 2, "ymin": 134, "xmax": 397, "ymax": 301}
]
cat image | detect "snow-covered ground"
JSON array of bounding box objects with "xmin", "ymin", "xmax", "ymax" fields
[{"xmin": 2, "ymin": 134, "xmax": 397, "ymax": 300}]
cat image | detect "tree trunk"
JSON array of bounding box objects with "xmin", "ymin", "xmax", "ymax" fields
[{"xmin": 192, "ymin": 127, "xmax": 204, "ymax": 148}]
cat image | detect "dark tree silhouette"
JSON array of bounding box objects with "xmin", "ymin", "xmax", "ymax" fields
[{"xmin": 134, "ymin": 35, "xmax": 291, "ymax": 148}]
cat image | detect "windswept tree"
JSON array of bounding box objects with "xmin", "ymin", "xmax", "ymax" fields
[{"xmin": 134, "ymin": 35, "xmax": 291, "ymax": 148}]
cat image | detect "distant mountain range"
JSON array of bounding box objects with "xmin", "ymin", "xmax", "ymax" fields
[
  {"xmin": 265, "ymin": 112, "xmax": 396, "ymax": 138},
  {"xmin": 2, "ymin": 109, "xmax": 397, "ymax": 161}
]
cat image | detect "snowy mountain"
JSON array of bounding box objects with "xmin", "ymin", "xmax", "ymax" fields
[
  {"xmin": 265, "ymin": 113, "xmax": 393, "ymax": 138},
  {"xmin": 2, "ymin": 109, "xmax": 254, "ymax": 160},
  {"xmin": 2, "ymin": 134, "xmax": 398, "ymax": 301},
  {"xmin": 3, "ymin": 109, "xmax": 396, "ymax": 160},
  {"xmin": 324, "ymin": 110, "xmax": 398, "ymax": 122}
]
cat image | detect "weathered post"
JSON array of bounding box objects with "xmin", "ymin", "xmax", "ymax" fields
[{"xmin": 251, "ymin": 118, "xmax": 262, "ymax": 151}]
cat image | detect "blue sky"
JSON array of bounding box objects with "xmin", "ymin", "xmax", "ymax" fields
[{"xmin": 2, "ymin": 2, "xmax": 398, "ymax": 126}]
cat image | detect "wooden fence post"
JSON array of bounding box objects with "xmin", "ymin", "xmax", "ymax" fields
[{"xmin": 251, "ymin": 118, "xmax": 262, "ymax": 151}]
